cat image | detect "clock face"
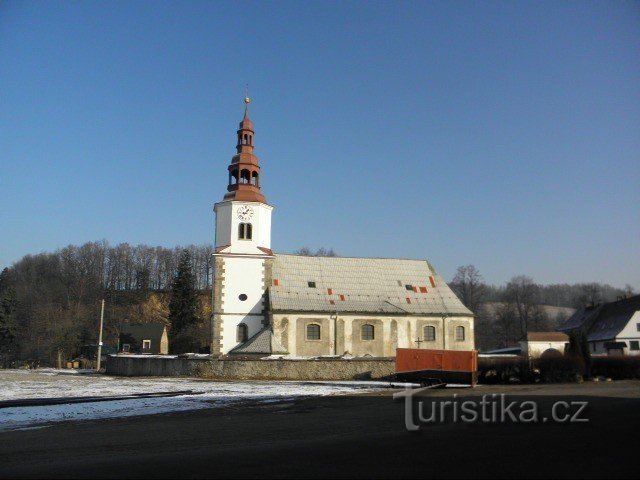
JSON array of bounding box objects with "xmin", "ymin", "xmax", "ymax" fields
[{"xmin": 237, "ymin": 205, "xmax": 254, "ymax": 221}]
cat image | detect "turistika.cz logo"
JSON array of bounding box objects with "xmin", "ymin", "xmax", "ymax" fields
[{"xmin": 393, "ymin": 387, "xmax": 589, "ymax": 432}]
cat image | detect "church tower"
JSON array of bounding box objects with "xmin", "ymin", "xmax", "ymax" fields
[{"xmin": 211, "ymin": 97, "xmax": 274, "ymax": 355}]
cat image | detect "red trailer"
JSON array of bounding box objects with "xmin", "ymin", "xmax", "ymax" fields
[{"xmin": 395, "ymin": 348, "xmax": 478, "ymax": 387}]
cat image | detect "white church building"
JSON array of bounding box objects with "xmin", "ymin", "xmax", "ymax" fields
[{"xmin": 211, "ymin": 99, "xmax": 474, "ymax": 358}]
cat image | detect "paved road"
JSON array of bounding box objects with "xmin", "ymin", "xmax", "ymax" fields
[{"xmin": 1, "ymin": 382, "xmax": 638, "ymax": 478}]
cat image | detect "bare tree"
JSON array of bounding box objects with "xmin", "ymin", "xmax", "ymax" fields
[
  {"xmin": 492, "ymin": 302, "xmax": 519, "ymax": 348},
  {"xmin": 450, "ymin": 265, "xmax": 486, "ymax": 315},
  {"xmin": 573, "ymin": 283, "xmax": 603, "ymax": 308},
  {"xmin": 504, "ymin": 275, "xmax": 540, "ymax": 336}
]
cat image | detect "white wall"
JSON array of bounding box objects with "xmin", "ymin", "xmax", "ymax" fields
[
  {"xmin": 214, "ymin": 200, "xmax": 273, "ymax": 254},
  {"xmin": 521, "ymin": 340, "xmax": 568, "ymax": 358},
  {"xmin": 615, "ymin": 310, "xmax": 640, "ymax": 356},
  {"xmin": 219, "ymin": 256, "xmax": 268, "ymax": 354}
]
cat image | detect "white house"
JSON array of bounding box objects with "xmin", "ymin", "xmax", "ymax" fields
[
  {"xmin": 210, "ymin": 99, "xmax": 474, "ymax": 358},
  {"xmin": 558, "ymin": 295, "xmax": 640, "ymax": 356},
  {"xmin": 519, "ymin": 332, "xmax": 569, "ymax": 359}
]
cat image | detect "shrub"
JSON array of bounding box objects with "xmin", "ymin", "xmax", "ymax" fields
[
  {"xmin": 478, "ymin": 357, "xmax": 527, "ymax": 384},
  {"xmin": 591, "ymin": 356, "xmax": 640, "ymax": 380},
  {"xmin": 534, "ymin": 355, "xmax": 584, "ymax": 383}
]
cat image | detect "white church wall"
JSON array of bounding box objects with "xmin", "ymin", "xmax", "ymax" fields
[
  {"xmin": 214, "ymin": 201, "xmax": 273, "ymax": 254},
  {"xmin": 214, "ymin": 202, "xmax": 232, "ymax": 248},
  {"xmin": 219, "ymin": 256, "xmax": 268, "ymax": 354}
]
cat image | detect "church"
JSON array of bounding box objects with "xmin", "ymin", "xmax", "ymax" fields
[{"xmin": 211, "ymin": 99, "xmax": 474, "ymax": 358}]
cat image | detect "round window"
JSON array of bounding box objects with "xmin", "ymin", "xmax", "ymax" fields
[{"xmin": 238, "ymin": 294, "xmax": 248, "ymax": 301}]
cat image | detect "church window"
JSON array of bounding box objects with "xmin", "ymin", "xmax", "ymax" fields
[
  {"xmin": 308, "ymin": 281, "xmax": 316, "ymax": 288},
  {"xmin": 251, "ymin": 171, "xmax": 258, "ymax": 185},
  {"xmin": 240, "ymin": 169, "xmax": 250, "ymax": 184},
  {"xmin": 306, "ymin": 324, "xmax": 321, "ymax": 341},
  {"xmin": 237, "ymin": 324, "xmax": 248, "ymax": 342},
  {"xmin": 455, "ymin": 326, "xmax": 465, "ymax": 341},
  {"xmin": 243, "ymin": 134, "xmax": 248, "ymax": 145},
  {"xmin": 424, "ymin": 326, "xmax": 436, "ymax": 342},
  {"xmin": 361, "ymin": 324, "xmax": 375, "ymax": 341},
  {"xmin": 238, "ymin": 294, "xmax": 248, "ymax": 301},
  {"xmin": 238, "ymin": 223, "xmax": 253, "ymax": 240}
]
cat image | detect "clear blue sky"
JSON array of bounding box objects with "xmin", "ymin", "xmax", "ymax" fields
[{"xmin": 1, "ymin": 0, "xmax": 638, "ymax": 288}]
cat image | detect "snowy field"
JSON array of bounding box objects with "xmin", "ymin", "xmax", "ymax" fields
[{"xmin": 0, "ymin": 369, "xmax": 397, "ymax": 432}]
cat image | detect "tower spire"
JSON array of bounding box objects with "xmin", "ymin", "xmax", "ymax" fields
[
  {"xmin": 244, "ymin": 85, "xmax": 250, "ymax": 118},
  {"xmin": 222, "ymin": 96, "xmax": 266, "ymax": 203}
]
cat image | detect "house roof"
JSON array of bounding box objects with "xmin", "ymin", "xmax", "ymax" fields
[
  {"xmin": 558, "ymin": 295, "xmax": 640, "ymax": 342},
  {"xmin": 269, "ymin": 254, "xmax": 472, "ymax": 316},
  {"xmin": 557, "ymin": 304, "xmax": 602, "ymax": 332},
  {"xmin": 525, "ymin": 332, "xmax": 569, "ymax": 342},
  {"xmin": 120, "ymin": 323, "xmax": 166, "ymax": 341},
  {"xmin": 229, "ymin": 328, "xmax": 289, "ymax": 355},
  {"xmin": 585, "ymin": 295, "xmax": 640, "ymax": 342}
]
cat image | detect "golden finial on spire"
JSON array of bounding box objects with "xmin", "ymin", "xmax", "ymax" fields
[{"xmin": 244, "ymin": 84, "xmax": 250, "ymax": 105}]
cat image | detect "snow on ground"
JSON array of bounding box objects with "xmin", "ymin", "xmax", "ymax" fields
[{"xmin": 0, "ymin": 369, "xmax": 398, "ymax": 432}]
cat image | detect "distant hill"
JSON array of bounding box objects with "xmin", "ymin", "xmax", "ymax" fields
[{"xmin": 482, "ymin": 302, "xmax": 575, "ymax": 320}]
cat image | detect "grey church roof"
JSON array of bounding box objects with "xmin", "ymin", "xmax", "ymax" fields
[
  {"xmin": 229, "ymin": 328, "xmax": 289, "ymax": 355},
  {"xmin": 269, "ymin": 254, "xmax": 472, "ymax": 316}
]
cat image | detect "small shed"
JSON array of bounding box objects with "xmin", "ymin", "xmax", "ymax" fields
[
  {"xmin": 519, "ymin": 332, "xmax": 569, "ymax": 359},
  {"xmin": 119, "ymin": 323, "xmax": 169, "ymax": 354}
]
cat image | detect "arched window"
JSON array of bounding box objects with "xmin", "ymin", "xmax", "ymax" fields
[
  {"xmin": 237, "ymin": 323, "xmax": 248, "ymax": 343},
  {"xmin": 455, "ymin": 326, "xmax": 465, "ymax": 341},
  {"xmin": 238, "ymin": 223, "xmax": 253, "ymax": 240},
  {"xmin": 424, "ymin": 326, "xmax": 436, "ymax": 342},
  {"xmin": 306, "ymin": 323, "xmax": 321, "ymax": 341},
  {"xmin": 243, "ymin": 134, "xmax": 248, "ymax": 145},
  {"xmin": 231, "ymin": 169, "xmax": 239, "ymax": 185},
  {"xmin": 361, "ymin": 324, "xmax": 375, "ymax": 341},
  {"xmin": 251, "ymin": 171, "xmax": 258, "ymax": 185},
  {"xmin": 240, "ymin": 169, "xmax": 250, "ymax": 184}
]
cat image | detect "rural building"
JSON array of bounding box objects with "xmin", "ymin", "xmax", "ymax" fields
[
  {"xmin": 519, "ymin": 332, "xmax": 569, "ymax": 358},
  {"xmin": 119, "ymin": 323, "xmax": 169, "ymax": 354},
  {"xmin": 211, "ymin": 99, "xmax": 474, "ymax": 358},
  {"xmin": 558, "ymin": 295, "xmax": 640, "ymax": 356}
]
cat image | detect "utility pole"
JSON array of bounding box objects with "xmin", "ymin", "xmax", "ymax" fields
[{"xmin": 96, "ymin": 299, "xmax": 105, "ymax": 371}]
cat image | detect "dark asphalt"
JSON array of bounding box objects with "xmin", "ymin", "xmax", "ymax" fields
[{"xmin": 0, "ymin": 382, "xmax": 638, "ymax": 479}]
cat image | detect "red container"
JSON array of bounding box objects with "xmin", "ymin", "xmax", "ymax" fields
[{"xmin": 395, "ymin": 348, "xmax": 478, "ymax": 386}]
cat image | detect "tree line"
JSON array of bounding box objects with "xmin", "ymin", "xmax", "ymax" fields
[
  {"xmin": 0, "ymin": 242, "xmax": 635, "ymax": 366},
  {"xmin": 450, "ymin": 265, "xmax": 635, "ymax": 351}
]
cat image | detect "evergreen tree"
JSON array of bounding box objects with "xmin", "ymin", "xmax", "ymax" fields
[
  {"xmin": 168, "ymin": 250, "xmax": 198, "ymax": 336},
  {"xmin": 567, "ymin": 330, "xmax": 592, "ymax": 379}
]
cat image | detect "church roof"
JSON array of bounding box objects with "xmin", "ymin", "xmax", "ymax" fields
[
  {"xmin": 229, "ymin": 328, "xmax": 289, "ymax": 355},
  {"xmin": 269, "ymin": 254, "xmax": 473, "ymax": 316}
]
